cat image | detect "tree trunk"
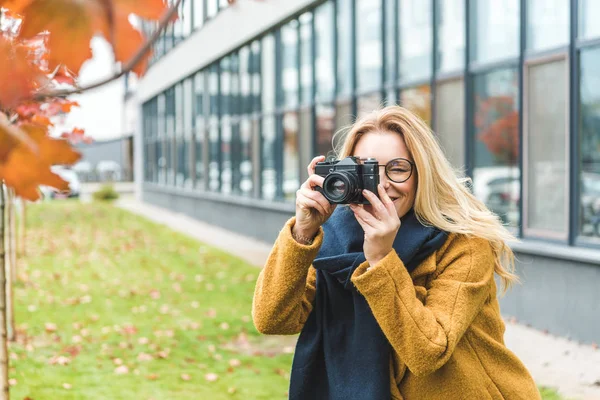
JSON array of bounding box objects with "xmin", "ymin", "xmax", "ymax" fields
[
  {"xmin": 8, "ymin": 192, "xmax": 15, "ymax": 283},
  {"xmin": 5, "ymin": 191, "xmax": 14, "ymax": 343},
  {"xmin": 17, "ymin": 201, "xmax": 24, "ymax": 258},
  {"xmin": 0, "ymin": 183, "xmax": 10, "ymax": 400}
]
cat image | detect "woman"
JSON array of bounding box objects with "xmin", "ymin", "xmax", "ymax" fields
[{"xmin": 252, "ymin": 106, "xmax": 540, "ymax": 400}]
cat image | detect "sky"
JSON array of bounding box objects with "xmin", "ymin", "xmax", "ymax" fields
[{"xmin": 52, "ymin": 37, "xmax": 127, "ymax": 142}]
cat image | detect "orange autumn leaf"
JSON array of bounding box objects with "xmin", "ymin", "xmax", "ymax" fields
[
  {"xmin": 17, "ymin": 0, "xmax": 105, "ymax": 73},
  {"xmin": 0, "ymin": 36, "xmax": 46, "ymax": 109},
  {"xmin": 61, "ymin": 127, "xmax": 92, "ymax": 145},
  {"xmin": 0, "ymin": 0, "xmax": 33, "ymax": 13},
  {"xmin": 105, "ymin": 10, "xmax": 148, "ymax": 76},
  {"xmin": 114, "ymin": 0, "xmax": 168, "ymax": 20},
  {"xmin": 0, "ymin": 123, "xmax": 81, "ymax": 201}
]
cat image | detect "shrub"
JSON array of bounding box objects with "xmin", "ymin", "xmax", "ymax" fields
[{"xmin": 92, "ymin": 184, "xmax": 119, "ymax": 201}]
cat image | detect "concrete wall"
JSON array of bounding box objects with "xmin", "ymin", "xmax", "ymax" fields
[
  {"xmin": 143, "ymin": 184, "xmax": 295, "ymax": 243},
  {"xmin": 501, "ymin": 249, "xmax": 600, "ymax": 344}
]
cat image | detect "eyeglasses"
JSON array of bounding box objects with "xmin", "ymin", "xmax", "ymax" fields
[{"xmin": 377, "ymin": 158, "xmax": 415, "ymax": 183}]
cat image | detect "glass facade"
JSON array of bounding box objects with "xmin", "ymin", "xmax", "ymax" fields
[
  {"xmin": 141, "ymin": 0, "xmax": 600, "ymax": 246},
  {"xmin": 142, "ymin": 0, "xmax": 231, "ymax": 64}
]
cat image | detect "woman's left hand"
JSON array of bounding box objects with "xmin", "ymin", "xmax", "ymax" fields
[{"xmin": 349, "ymin": 184, "xmax": 401, "ymax": 267}]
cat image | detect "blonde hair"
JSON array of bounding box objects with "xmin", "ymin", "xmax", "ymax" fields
[{"xmin": 333, "ymin": 106, "xmax": 519, "ymax": 292}]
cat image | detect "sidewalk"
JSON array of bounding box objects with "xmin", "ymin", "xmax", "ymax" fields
[{"xmin": 117, "ymin": 197, "xmax": 600, "ymax": 400}]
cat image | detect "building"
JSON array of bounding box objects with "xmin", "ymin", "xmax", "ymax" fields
[{"xmin": 132, "ymin": 0, "xmax": 600, "ymax": 344}]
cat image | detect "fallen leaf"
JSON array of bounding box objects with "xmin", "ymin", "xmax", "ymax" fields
[
  {"xmin": 114, "ymin": 365, "xmax": 129, "ymax": 375},
  {"xmin": 204, "ymin": 373, "xmax": 218, "ymax": 382},
  {"xmin": 137, "ymin": 352, "xmax": 153, "ymax": 362},
  {"xmin": 181, "ymin": 373, "xmax": 191, "ymax": 381}
]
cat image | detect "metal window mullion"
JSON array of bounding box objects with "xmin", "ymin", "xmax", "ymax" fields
[
  {"xmin": 381, "ymin": 0, "xmax": 387, "ymax": 100},
  {"xmin": 350, "ymin": 0, "xmax": 357, "ymax": 118},
  {"xmin": 518, "ymin": 0, "xmax": 526, "ymax": 238},
  {"xmin": 190, "ymin": 76, "xmax": 197, "ymax": 187},
  {"xmin": 431, "ymin": 0, "xmax": 439, "ymax": 132},
  {"xmin": 310, "ymin": 7, "xmax": 318, "ymax": 168},
  {"xmin": 464, "ymin": 0, "xmax": 474, "ymax": 179},
  {"xmin": 216, "ymin": 64, "xmax": 222, "ymax": 192},
  {"xmin": 275, "ymin": 29, "xmax": 285, "ymax": 200},
  {"xmin": 568, "ymin": 0, "xmax": 580, "ymax": 245},
  {"xmin": 255, "ymin": 41, "xmax": 263, "ymax": 199},
  {"xmin": 297, "ymin": 18, "xmax": 304, "ymax": 184}
]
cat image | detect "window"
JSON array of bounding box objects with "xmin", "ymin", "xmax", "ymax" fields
[
  {"xmin": 281, "ymin": 21, "xmax": 299, "ymax": 109},
  {"xmin": 237, "ymin": 117, "xmax": 254, "ymax": 196},
  {"xmin": 335, "ymin": 100, "xmax": 353, "ymax": 135},
  {"xmin": 165, "ymin": 87, "xmax": 176, "ymax": 185},
  {"xmin": 299, "ymin": 12, "xmax": 313, "ymax": 105},
  {"xmin": 182, "ymin": 78, "xmax": 194, "ymax": 188},
  {"xmin": 470, "ymin": 0, "xmax": 519, "ymax": 64},
  {"xmin": 438, "ymin": 0, "xmax": 465, "ymax": 73},
  {"xmin": 337, "ymin": 0, "xmax": 353, "ymax": 96},
  {"xmin": 175, "ymin": 83, "xmax": 186, "ymax": 187},
  {"xmin": 357, "ymin": 92, "xmax": 382, "ymax": 119},
  {"xmin": 262, "ymin": 115, "xmax": 277, "ymax": 200},
  {"xmin": 157, "ymin": 94, "xmax": 166, "ymax": 184},
  {"xmin": 282, "ymin": 111, "xmax": 300, "ymax": 201},
  {"xmin": 316, "ymin": 104, "xmax": 336, "ymax": 159},
  {"xmin": 400, "ymin": 85, "xmax": 431, "ymax": 126},
  {"xmin": 261, "ymin": 34, "xmax": 276, "ymax": 113},
  {"xmin": 473, "ymin": 68, "xmax": 520, "ymax": 229},
  {"xmin": 356, "ymin": 0, "xmax": 382, "ymax": 92},
  {"xmin": 208, "ymin": 64, "xmax": 220, "ymax": 191},
  {"xmin": 207, "ymin": 0, "xmax": 218, "ymax": 19},
  {"xmin": 579, "ymin": 0, "xmax": 600, "ymax": 40},
  {"xmin": 399, "ymin": 0, "xmax": 432, "ymax": 82},
  {"xmin": 194, "ymin": 71, "xmax": 205, "ymax": 188},
  {"xmin": 525, "ymin": 59, "xmax": 568, "ymax": 236},
  {"xmin": 384, "ymin": 0, "xmax": 396, "ymax": 84},
  {"xmin": 193, "ymin": 0, "xmax": 204, "ymax": 29},
  {"xmin": 435, "ymin": 79, "xmax": 465, "ymax": 169},
  {"xmin": 579, "ymin": 47, "xmax": 600, "ymax": 239},
  {"xmin": 315, "ymin": 2, "xmax": 335, "ymax": 103},
  {"xmin": 526, "ymin": 0, "xmax": 569, "ymax": 52},
  {"xmin": 221, "ymin": 55, "xmax": 236, "ymax": 194}
]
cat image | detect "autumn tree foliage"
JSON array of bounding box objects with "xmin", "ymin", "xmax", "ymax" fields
[
  {"xmin": 0, "ymin": 0, "xmax": 179, "ymax": 201},
  {"xmin": 475, "ymin": 95, "xmax": 519, "ymax": 166}
]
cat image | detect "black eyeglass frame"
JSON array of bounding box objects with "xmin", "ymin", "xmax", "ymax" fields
[{"xmin": 376, "ymin": 157, "xmax": 416, "ymax": 183}]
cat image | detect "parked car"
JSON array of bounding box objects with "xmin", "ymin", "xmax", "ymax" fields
[
  {"xmin": 96, "ymin": 160, "xmax": 122, "ymax": 182},
  {"xmin": 39, "ymin": 166, "xmax": 81, "ymax": 199}
]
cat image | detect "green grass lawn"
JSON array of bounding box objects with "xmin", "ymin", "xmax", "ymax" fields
[
  {"xmin": 10, "ymin": 201, "xmax": 295, "ymax": 399},
  {"xmin": 8, "ymin": 201, "xmax": 564, "ymax": 399}
]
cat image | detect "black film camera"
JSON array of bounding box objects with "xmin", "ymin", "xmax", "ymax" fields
[{"xmin": 314, "ymin": 156, "xmax": 380, "ymax": 204}]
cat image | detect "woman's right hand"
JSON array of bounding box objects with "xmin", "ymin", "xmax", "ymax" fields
[{"xmin": 293, "ymin": 156, "xmax": 337, "ymax": 240}]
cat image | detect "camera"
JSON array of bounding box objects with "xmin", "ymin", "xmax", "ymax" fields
[{"xmin": 314, "ymin": 156, "xmax": 380, "ymax": 204}]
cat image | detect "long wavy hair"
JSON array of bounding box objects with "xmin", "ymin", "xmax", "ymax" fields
[{"xmin": 333, "ymin": 105, "xmax": 519, "ymax": 292}]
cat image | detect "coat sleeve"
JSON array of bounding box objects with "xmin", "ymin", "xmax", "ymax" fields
[
  {"xmin": 252, "ymin": 217, "xmax": 323, "ymax": 335},
  {"xmin": 350, "ymin": 233, "xmax": 495, "ymax": 377}
]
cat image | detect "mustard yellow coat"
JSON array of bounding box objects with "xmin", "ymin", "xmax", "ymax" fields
[{"xmin": 253, "ymin": 218, "xmax": 541, "ymax": 400}]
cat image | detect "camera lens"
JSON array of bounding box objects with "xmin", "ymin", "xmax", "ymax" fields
[
  {"xmin": 323, "ymin": 172, "xmax": 358, "ymax": 203},
  {"xmin": 329, "ymin": 179, "xmax": 346, "ymax": 197}
]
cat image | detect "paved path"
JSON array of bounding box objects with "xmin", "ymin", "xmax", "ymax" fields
[{"xmin": 117, "ymin": 198, "xmax": 600, "ymax": 400}]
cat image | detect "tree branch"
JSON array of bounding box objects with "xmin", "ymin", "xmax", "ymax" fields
[{"xmin": 34, "ymin": 0, "xmax": 182, "ymax": 100}]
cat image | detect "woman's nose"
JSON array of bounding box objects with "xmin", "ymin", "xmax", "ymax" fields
[{"xmin": 379, "ymin": 169, "xmax": 391, "ymax": 188}]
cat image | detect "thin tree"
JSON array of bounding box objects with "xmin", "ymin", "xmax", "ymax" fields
[
  {"xmin": 0, "ymin": 183, "xmax": 9, "ymax": 400},
  {"xmin": 5, "ymin": 191, "xmax": 14, "ymax": 343}
]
